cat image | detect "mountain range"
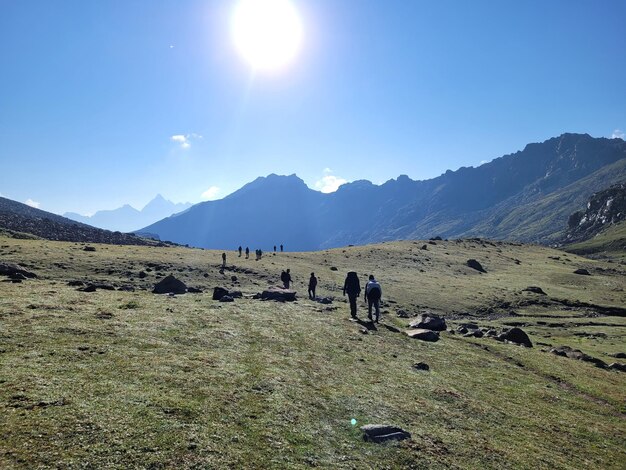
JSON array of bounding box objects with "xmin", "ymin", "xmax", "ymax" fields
[
  {"xmin": 139, "ymin": 133, "xmax": 626, "ymax": 250},
  {"xmin": 64, "ymin": 194, "xmax": 191, "ymax": 233}
]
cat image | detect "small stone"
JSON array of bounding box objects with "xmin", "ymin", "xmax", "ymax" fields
[
  {"xmin": 412, "ymin": 362, "xmax": 429, "ymax": 371},
  {"xmin": 573, "ymin": 268, "xmax": 590, "ymax": 275}
]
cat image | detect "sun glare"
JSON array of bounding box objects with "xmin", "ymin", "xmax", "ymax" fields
[{"xmin": 231, "ymin": 0, "xmax": 303, "ymax": 72}]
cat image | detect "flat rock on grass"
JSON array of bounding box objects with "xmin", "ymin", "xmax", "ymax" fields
[
  {"xmin": 260, "ymin": 286, "xmax": 296, "ymax": 302},
  {"xmin": 405, "ymin": 328, "xmax": 439, "ymax": 342},
  {"xmin": 361, "ymin": 424, "xmax": 411, "ymax": 443},
  {"xmin": 550, "ymin": 346, "xmax": 607, "ymax": 369},
  {"xmin": 466, "ymin": 259, "xmax": 486, "ymax": 273}
]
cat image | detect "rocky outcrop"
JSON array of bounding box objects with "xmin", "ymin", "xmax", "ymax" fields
[
  {"xmin": 405, "ymin": 328, "xmax": 440, "ymax": 342},
  {"xmin": 565, "ymin": 183, "xmax": 626, "ymax": 243},
  {"xmin": 260, "ymin": 287, "xmax": 297, "ymax": 302},
  {"xmin": 409, "ymin": 312, "xmax": 447, "ymax": 331}
]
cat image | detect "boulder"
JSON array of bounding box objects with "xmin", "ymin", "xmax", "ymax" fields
[
  {"xmin": 219, "ymin": 295, "xmax": 234, "ymax": 302},
  {"xmin": 609, "ymin": 352, "xmax": 626, "ymax": 359},
  {"xmin": 466, "ymin": 259, "xmax": 486, "ymax": 273},
  {"xmin": 550, "ymin": 346, "xmax": 607, "ymax": 369},
  {"xmin": 260, "ymin": 286, "xmax": 297, "ymax": 302},
  {"xmin": 212, "ymin": 287, "xmax": 229, "ymax": 300},
  {"xmin": 405, "ymin": 329, "xmax": 439, "ymax": 342},
  {"xmin": 187, "ymin": 287, "xmax": 203, "ymax": 293},
  {"xmin": 409, "ymin": 312, "xmax": 447, "ymax": 331},
  {"xmin": 0, "ymin": 263, "xmax": 37, "ymax": 279},
  {"xmin": 152, "ymin": 275, "xmax": 187, "ymax": 295},
  {"xmin": 361, "ymin": 424, "xmax": 411, "ymax": 443},
  {"xmin": 83, "ymin": 246, "xmax": 96, "ymax": 252},
  {"xmin": 500, "ymin": 327, "xmax": 532, "ymax": 347},
  {"xmin": 573, "ymin": 268, "xmax": 591, "ymax": 275},
  {"xmin": 77, "ymin": 284, "xmax": 97, "ymax": 292},
  {"xmin": 412, "ymin": 362, "xmax": 430, "ymax": 371}
]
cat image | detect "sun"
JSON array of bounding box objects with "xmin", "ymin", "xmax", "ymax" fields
[{"xmin": 231, "ymin": 0, "xmax": 303, "ymax": 72}]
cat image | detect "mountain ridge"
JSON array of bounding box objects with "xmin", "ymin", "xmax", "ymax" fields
[{"xmin": 140, "ymin": 133, "xmax": 626, "ymax": 250}]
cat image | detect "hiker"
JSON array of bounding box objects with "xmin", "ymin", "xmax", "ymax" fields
[
  {"xmin": 238, "ymin": 246, "xmax": 242, "ymax": 257},
  {"xmin": 308, "ymin": 272, "xmax": 317, "ymax": 299},
  {"xmin": 222, "ymin": 252, "xmax": 226, "ymax": 268},
  {"xmin": 245, "ymin": 247, "xmax": 249, "ymax": 259},
  {"xmin": 364, "ymin": 274, "xmax": 382, "ymax": 323},
  {"xmin": 280, "ymin": 244, "xmax": 284, "ymax": 252},
  {"xmin": 255, "ymin": 249, "xmax": 259, "ymax": 261},
  {"xmin": 282, "ymin": 269, "xmax": 292, "ymax": 289},
  {"xmin": 343, "ymin": 271, "xmax": 361, "ymax": 319},
  {"xmin": 274, "ymin": 245, "xmax": 277, "ymax": 253}
]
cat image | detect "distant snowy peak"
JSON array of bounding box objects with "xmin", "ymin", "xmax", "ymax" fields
[{"xmin": 63, "ymin": 195, "xmax": 191, "ymax": 233}]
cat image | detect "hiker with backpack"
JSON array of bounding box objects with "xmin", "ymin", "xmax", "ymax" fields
[
  {"xmin": 343, "ymin": 271, "xmax": 361, "ymax": 319},
  {"xmin": 308, "ymin": 272, "xmax": 317, "ymax": 299},
  {"xmin": 281, "ymin": 269, "xmax": 292, "ymax": 289},
  {"xmin": 238, "ymin": 246, "xmax": 242, "ymax": 257},
  {"xmin": 245, "ymin": 247, "xmax": 250, "ymax": 259},
  {"xmin": 364, "ymin": 274, "xmax": 382, "ymax": 323}
]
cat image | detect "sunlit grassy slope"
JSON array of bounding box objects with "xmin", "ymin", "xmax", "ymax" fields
[{"xmin": 1, "ymin": 236, "xmax": 625, "ymax": 469}]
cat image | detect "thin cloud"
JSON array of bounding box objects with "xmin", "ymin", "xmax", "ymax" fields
[
  {"xmin": 201, "ymin": 186, "xmax": 221, "ymax": 200},
  {"xmin": 171, "ymin": 133, "xmax": 203, "ymax": 149},
  {"xmin": 25, "ymin": 198, "xmax": 40, "ymax": 208},
  {"xmin": 323, "ymin": 167, "xmax": 333, "ymax": 174},
  {"xmin": 611, "ymin": 129, "xmax": 625, "ymax": 139},
  {"xmin": 315, "ymin": 173, "xmax": 348, "ymax": 193}
]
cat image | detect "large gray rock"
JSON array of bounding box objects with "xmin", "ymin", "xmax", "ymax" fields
[
  {"xmin": 213, "ymin": 287, "xmax": 242, "ymax": 300},
  {"xmin": 360, "ymin": 424, "xmax": 411, "ymax": 443},
  {"xmin": 467, "ymin": 259, "xmax": 486, "ymax": 273},
  {"xmin": 260, "ymin": 286, "xmax": 297, "ymax": 302},
  {"xmin": 152, "ymin": 275, "xmax": 187, "ymax": 295},
  {"xmin": 405, "ymin": 329, "xmax": 439, "ymax": 342},
  {"xmin": 409, "ymin": 312, "xmax": 447, "ymax": 331},
  {"xmin": 0, "ymin": 263, "xmax": 37, "ymax": 279}
]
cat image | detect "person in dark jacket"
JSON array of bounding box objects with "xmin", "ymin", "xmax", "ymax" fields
[
  {"xmin": 221, "ymin": 252, "xmax": 226, "ymax": 268},
  {"xmin": 282, "ymin": 269, "xmax": 292, "ymax": 288},
  {"xmin": 343, "ymin": 271, "xmax": 361, "ymax": 318},
  {"xmin": 238, "ymin": 246, "xmax": 242, "ymax": 257},
  {"xmin": 364, "ymin": 274, "xmax": 382, "ymax": 323},
  {"xmin": 308, "ymin": 272, "xmax": 317, "ymax": 299},
  {"xmin": 245, "ymin": 247, "xmax": 250, "ymax": 259}
]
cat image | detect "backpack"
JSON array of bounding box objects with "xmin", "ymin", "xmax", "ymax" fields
[{"xmin": 367, "ymin": 281, "xmax": 381, "ymax": 300}]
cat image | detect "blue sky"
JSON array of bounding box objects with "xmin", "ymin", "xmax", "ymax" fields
[{"xmin": 1, "ymin": 0, "xmax": 625, "ymax": 215}]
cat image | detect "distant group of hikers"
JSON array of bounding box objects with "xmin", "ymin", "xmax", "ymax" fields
[
  {"xmin": 234, "ymin": 244, "xmax": 283, "ymax": 260},
  {"xmin": 221, "ymin": 246, "xmax": 383, "ymax": 323}
]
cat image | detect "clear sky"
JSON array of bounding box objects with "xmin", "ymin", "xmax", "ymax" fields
[{"xmin": 1, "ymin": 0, "xmax": 625, "ymax": 215}]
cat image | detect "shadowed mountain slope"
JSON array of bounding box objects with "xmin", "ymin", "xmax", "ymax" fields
[{"xmin": 140, "ymin": 133, "xmax": 626, "ymax": 250}]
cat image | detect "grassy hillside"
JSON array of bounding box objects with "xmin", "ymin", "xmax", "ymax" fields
[
  {"xmin": 563, "ymin": 221, "xmax": 626, "ymax": 262},
  {"xmin": 1, "ymin": 236, "xmax": 625, "ymax": 468}
]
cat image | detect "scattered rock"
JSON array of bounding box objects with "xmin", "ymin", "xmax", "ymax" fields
[
  {"xmin": 550, "ymin": 346, "xmax": 607, "ymax": 368},
  {"xmin": 497, "ymin": 327, "xmax": 532, "ymax": 347},
  {"xmin": 138, "ymin": 271, "xmax": 147, "ymax": 279},
  {"xmin": 412, "ymin": 362, "xmax": 430, "ymax": 371},
  {"xmin": 361, "ymin": 424, "xmax": 411, "ymax": 443},
  {"xmin": 330, "ymin": 266, "xmax": 338, "ymax": 271},
  {"xmin": 83, "ymin": 246, "xmax": 96, "ymax": 252},
  {"xmin": 408, "ymin": 312, "xmax": 447, "ymax": 331},
  {"xmin": 77, "ymin": 284, "xmax": 97, "ymax": 292},
  {"xmin": 152, "ymin": 275, "xmax": 187, "ymax": 295},
  {"xmin": 396, "ymin": 309, "xmax": 410, "ymax": 318},
  {"xmin": 187, "ymin": 287, "xmax": 203, "ymax": 293},
  {"xmin": 219, "ymin": 295, "xmax": 234, "ymax": 302},
  {"xmin": 457, "ymin": 326, "xmax": 468, "ymax": 334},
  {"xmin": 260, "ymin": 286, "xmax": 297, "ymax": 302},
  {"xmin": 316, "ymin": 297, "xmax": 333, "ymax": 304},
  {"xmin": 420, "ymin": 244, "xmax": 428, "ymax": 250},
  {"xmin": 405, "ymin": 328, "xmax": 439, "ymax": 342},
  {"xmin": 608, "ymin": 363, "xmax": 626, "ymax": 372},
  {"xmin": 486, "ymin": 329, "xmax": 498, "ymax": 337},
  {"xmin": 573, "ymin": 268, "xmax": 590, "ymax": 275},
  {"xmin": 213, "ymin": 287, "xmax": 229, "ymax": 300},
  {"xmin": 67, "ymin": 280, "xmax": 84, "ymax": 286},
  {"xmin": 523, "ymin": 286, "xmax": 547, "ymax": 295},
  {"xmin": 466, "ymin": 259, "xmax": 486, "ymax": 273},
  {"xmin": 609, "ymin": 352, "xmax": 626, "ymax": 359},
  {"xmin": 231, "ymin": 275, "xmax": 238, "ymax": 282}
]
